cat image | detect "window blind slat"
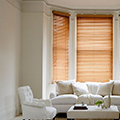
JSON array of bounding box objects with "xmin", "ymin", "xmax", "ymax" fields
[
  {"xmin": 52, "ymin": 12, "xmax": 69, "ymax": 83},
  {"xmin": 77, "ymin": 16, "xmax": 113, "ymax": 82}
]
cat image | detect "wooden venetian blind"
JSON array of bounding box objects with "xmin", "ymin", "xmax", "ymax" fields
[
  {"xmin": 52, "ymin": 11, "xmax": 70, "ymax": 83},
  {"xmin": 77, "ymin": 15, "xmax": 113, "ymax": 82}
]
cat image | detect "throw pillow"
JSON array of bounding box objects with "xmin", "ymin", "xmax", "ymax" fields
[
  {"xmin": 86, "ymin": 82, "xmax": 99, "ymax": 95},
  {"xmin": 96, "ymin": 81, "xmax": 114, "ymax": 96},
  {"xmin": 55, "ymin": 80, "xmax": 75, "ymax": 95},
  {"xmin": 72, "ymin": 82, "xmax": 89, "ymax": 96},
  {"xmin": 112, "ymin": 81, "xmax": 120, "ymax": 95}
]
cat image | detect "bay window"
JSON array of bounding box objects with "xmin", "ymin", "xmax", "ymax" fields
[{"xmin": 52, "ymin": 12, "xmax": 113, "ymax": 83}]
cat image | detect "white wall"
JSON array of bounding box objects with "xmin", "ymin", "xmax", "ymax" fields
[
  {"xmin": 21, "ymin": 12, "xmax": 43, "ymax": 98},
  {"xmin": 21, "ymin": 1, "xmax": 53, "ymax": 99},
  {"xmin": 21, "ymin": 1, "xmax": 54, "ymax": 99},
  {"xmin": 0, "ymin": 0, "xmax": 21, "ymax": 119}
]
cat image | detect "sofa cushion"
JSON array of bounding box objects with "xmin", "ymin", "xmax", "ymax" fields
[
  {"xmin": 104, "ymin": 95, "xmax": 120, "ymax": 105},
  {"xmin": 51, "ymin": 94, "xmax": 78, "ymax": 105},
  {"xmin": 77, "ymin": 94, "xmax": 103, "ymax": 104},
  {"xmin": 96, "ymin": 81, "xmax": 114, "ymax": 96},
  {"xmin": 72, "ymin": 82, "xmax": 89, "ymax": 96},
  {"xmin": 86, "ymin": 82, "xmax": 99, "ymax": 94},
  {"xmin": 112, "ymin": 81, "xmax": 120, "ymax": 95},
  {"xmin": 56, "ymin": 80, "xmax": 75, "ymax": 95}
]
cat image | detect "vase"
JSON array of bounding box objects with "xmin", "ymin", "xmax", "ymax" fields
[
  {"xmin": 96, "ymin": 104, "xmax": 102, "ymax": 109},
  {"xmin": 108, "ymin": 93, "xmax": 111, "ymax": 108}
]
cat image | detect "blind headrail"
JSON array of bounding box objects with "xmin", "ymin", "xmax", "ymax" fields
[
  {"xmin": 77, "ymin": 14, "xmax": 113, "ymax": 18},
  {"xmin": 53, "ymin": 11, "xmax": 70, "ymax": 17}
]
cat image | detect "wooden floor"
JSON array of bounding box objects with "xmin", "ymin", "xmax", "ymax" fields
[{"xmin": 12, "ymin": 113, "xmax": 119, "ymax": 120}]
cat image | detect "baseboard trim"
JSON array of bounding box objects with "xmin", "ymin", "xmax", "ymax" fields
[{"xmin": 0, "ymin": 105, "xmax": 16, "ymax": 120}]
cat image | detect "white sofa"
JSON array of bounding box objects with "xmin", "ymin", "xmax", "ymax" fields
[{"xmin": 50, "ymin": 81, "xmax": 120, "ymax": 113}]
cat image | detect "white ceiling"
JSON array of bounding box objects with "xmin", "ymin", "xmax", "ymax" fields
[
  {"xmin": 22, "ymin": 0, "xmax": 120, "ymax": 9},
  {"xmin": 46, "ymin": 0, "xmax": 120, "ymax": 9}
]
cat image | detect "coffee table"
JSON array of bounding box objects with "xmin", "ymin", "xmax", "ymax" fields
[{"xmin": 67, "ymin": 105, "xmax": 119, "ymax": 120}]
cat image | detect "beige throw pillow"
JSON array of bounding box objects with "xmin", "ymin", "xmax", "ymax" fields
[
  {"xmin": 112, "ymin": 81, "xmax": 120, "ymax": 95},
  {"xmin": 55, "ymin": 80, "xmax": 75, "ymax": 95},
  {"xmin": 72, "ymin": 82, "xmax": 89, "ymax": 96},
  {"xmin": 86, "ymin": 82, "xmax": 99, "ymax": 95},
  {"xmin": 96, "ymin": 81, "xmax": 114, "ymax": 96}
]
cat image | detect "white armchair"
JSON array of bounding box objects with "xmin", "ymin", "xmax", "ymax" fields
[{"xmin": 18, "ymin": 86, "xmax": 57, "ymax": 119}]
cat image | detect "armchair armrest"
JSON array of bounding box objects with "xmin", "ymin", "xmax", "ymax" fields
[
  {"xmin": 33, "ymin": 98, "xmax": 52, "ymax": 106},
  {"xmin": 40, "ymin": 99, "xmax": 52, "ymax": 106},
  {"xmin": 50, "ymin": 92, "xmax": 59, "ymax": 99},
  {"xmin": 23, "ymin": 101, "xmax": 46, "ymax": 108},
  {"xmin": 22, "ymin": 101, "xmax": 47, "ymax": 116}
]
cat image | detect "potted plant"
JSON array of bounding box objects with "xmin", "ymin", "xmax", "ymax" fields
[{"xmin": 95, "ymin": 100, "xmax": 103, "ymax": 108}]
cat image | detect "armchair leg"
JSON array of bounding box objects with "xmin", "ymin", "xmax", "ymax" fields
[{"xmin": 53, "ymin": 116, "xmax": 56, "ymax": 120}]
